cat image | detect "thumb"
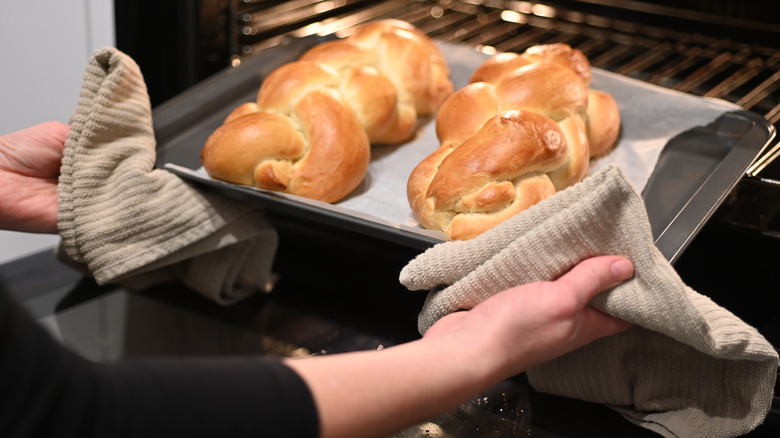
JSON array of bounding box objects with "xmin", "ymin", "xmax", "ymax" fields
[
  {"xmin": 559, "ymin": 256, "xmax": 635, "ymax": 349},
  {"xmin": 576, "ymin": 307, "xmax": 632, "ymax": 350},
  {"xmin": 556, "ymin": 256, "xmax": 635, "ymax": 308}
]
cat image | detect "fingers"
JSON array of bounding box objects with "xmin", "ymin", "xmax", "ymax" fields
[
  {"xmin": 25, "ymin": 121, "xmax": 70, "ymax": 159},
  {"xmin": 38, "ymin": 120, "xmax": 71, "ymax": 147},
  {"xmin": 0, "ymin": 121, "xmax": 69, "ymax": 173},
  {"xmin": 556, "ymin": 255, "xmax": 634, "ymax": 306},
  {"xmin": 554, "ymin": 256, "xmax": 634, "ymax": 348},
  {"xmin": 578, "ymin": 307, "xmax": 632, "ymax": 347},
  {"xmin": 0, "ymin": 121, "xmax": 69, "ymax": 234}
]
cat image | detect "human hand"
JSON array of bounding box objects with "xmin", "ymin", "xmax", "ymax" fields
[
  {"xmin": 286, "ymin": 255, "xmax": 633, "ymax": 438},
  {"xmin": 424, "ymin": 255, "xmax": 634, "ymax": 378},
  {"xmin": 0, "ymin": 121, "xmax": 69, "ymax": 233}
]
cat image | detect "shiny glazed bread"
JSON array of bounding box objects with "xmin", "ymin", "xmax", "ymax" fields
[
  {"xmin": 201, "ymin": 19, "xmax": 453, "ymax": 203},
  {"xmin": 407, "ymin": 44, "xmax": 621, "ymax": 240}
]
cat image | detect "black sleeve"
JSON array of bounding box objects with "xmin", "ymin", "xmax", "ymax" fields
[{"xmin": 0, "ymin": 288, "xmax": 320, "ymax": 438}]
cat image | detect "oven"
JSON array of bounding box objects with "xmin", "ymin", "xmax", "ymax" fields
[{"xmin": 3, "ymin": 1, "xmax": 778, "ymax": 436}]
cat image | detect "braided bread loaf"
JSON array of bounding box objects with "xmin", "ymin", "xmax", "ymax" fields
[
  {"xmin": 201, "ymin": 19, "xmax": 453, "ymax": 203},
  {"xmin": 408, "ymin": 44, "xmax": 621, "ymax": 240}
]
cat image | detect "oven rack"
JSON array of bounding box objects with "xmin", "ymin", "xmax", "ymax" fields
[{"xmin": 232, "ymin": 0, "xmax": 779, "ymax": 131}]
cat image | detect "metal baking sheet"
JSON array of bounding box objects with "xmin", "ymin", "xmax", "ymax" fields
[{"xmin": 156, "ymin": 35, "xmax": 776, "ymax": 263}]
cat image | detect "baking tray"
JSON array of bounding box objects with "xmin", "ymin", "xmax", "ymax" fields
[{"xmin": 155, "ymin": 34, "xmax": 776, "ymax": 264}]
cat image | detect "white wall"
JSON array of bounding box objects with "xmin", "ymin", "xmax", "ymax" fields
[{"xmin": 0, "ymin": 0, "xmax": 115, "ymax": 264}]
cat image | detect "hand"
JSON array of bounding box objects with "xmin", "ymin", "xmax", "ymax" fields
[
  {"xmin": 0, "ymin": 121, "xmax": 69, "ymax": 233},
  {"xmin": 424, "ymin": 255, "xmax": 634, "ymax": 376},
  {"xmin": 286, "ymin": 255, "xmax": 633, "ymax": 438}
]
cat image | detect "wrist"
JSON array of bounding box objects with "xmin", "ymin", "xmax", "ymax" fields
[{"xmin": 419, "ymin": 324, "xmax": 512, "ymax": 391}]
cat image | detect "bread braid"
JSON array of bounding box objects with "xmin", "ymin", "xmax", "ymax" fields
[
  {"xmin": 202, "ymin": 19, "xmax": 453, "ymax": 203},
  {"xmin": 408, "ymin": 43, "xmax": 621, "ymax": 240}
]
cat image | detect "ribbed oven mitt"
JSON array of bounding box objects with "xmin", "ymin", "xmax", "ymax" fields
[
  {"xmin": 400, "ymin": 164, "xmax": 778, "ymax": 438},
  {"xmin": 57, "ymin": 47, "xmax": 278, "ymax": 305}
]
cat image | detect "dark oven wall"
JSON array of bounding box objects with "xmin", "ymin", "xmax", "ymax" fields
[{"xmin": 114, "ymin": 0, "xmax": 233, "ymax": 107}]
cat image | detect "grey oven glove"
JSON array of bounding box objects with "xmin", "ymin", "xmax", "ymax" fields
[
  {"xmin": 400, "ymin": 164, "xmax": 778, "ymax": 438},
  {"xmin": 57, "ymin": 47, "xmax": 278, "ymax": 305}
]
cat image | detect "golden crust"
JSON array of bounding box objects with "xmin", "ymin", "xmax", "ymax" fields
[
  {"xmin": 408, "ymin": 43, "xmax": 621, "ymax": 240},
  {"xmin": 201, "ymin": 112, "xmax": 306, "ymax": 187},
  {"xmin": 446, "ymin": 174, "xmax": 556, "ymax": 240},
  {"xmin": 201, "ymin": 19, "xmax": 453, "ymax": 203},
  {"xmin": 587, "ymin": 89, "xmax": 622, "ymax": 157},
  {"xmin": 288, "ymin": 89, "xmax": 370, "ymax": 202},
  {"xmin": 495, "ymin": 63, "xmax": 588, "ymax": 121},
  {"xmin": 470, "ymin": 52, "xmax": 532, "ymax": 84},
  {"xmin": 429, "ymin": 110, "xmax": 567, "ymax": 212},
  {"xmin": 434, "ymin": 82, "xmax": 500, "ymax": 147},
  {"xmin": 522, "ymin": 43, "xmax": 592, "ymax": 84}
]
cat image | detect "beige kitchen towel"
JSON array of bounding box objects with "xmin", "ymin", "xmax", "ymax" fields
[
  {"xmin": 57, "ymin": 47, "xmax": 278, "ymax": 305},
  {"xmin": 400, "ymin": 164, "xmax": 778, "ymax": 438}
]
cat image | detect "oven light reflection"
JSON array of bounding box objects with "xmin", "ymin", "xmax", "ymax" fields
[
  {"xmin": 314, "ymin": 0, "xmax": 346, "ymax": 14},
  {"xmin": 296, "ymin": 22, "xmax": 324, "ymax": 36},
  {"xmin": 478, "ymin": 45, "xmax": 498, "ymax": 56},
  {"xmin": 532, "ymin": 4, "xmax": 556, "ymax": 18},
  {"xmin": 294, "ymin": 20, "xmax": 352, "ymax": 38},
  {"xmin": 500, "ymin": 10, "xmax": 527, "ymax": 24},
  {"xmin": 502, "ymin": 2, "xmax": 558, "ymax": 20},
  {"xmin": 314, "ymin": 1, "xmax": 334, "ymax": 14},
  {"xmin": 507, "ymin": 1, "xmax": 533, "ymax": 14}
]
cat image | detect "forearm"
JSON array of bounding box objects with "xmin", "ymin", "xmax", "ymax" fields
[
  {"xmin": 285, "ymin": 331, "xmax": 506, "ymax": 438},
  {"xmin": 0, "ymin": 286, "xmax": 108, "ymax": 437},
  {"xmin": 286, "ymin": 257, "xmax": 635, "ymax": 438},
  {"xmin": 1, "ymin": 286, "xmax": 319, "ymax": 438}
]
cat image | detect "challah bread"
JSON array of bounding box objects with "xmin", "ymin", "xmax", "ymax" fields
[
  {"xmin": 201, "ymin": 19, "xmax": 453, "ymax": 203},
  {"xmin": 408, "ymin": 43, "xmax": 620, "ymax": 240}
]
